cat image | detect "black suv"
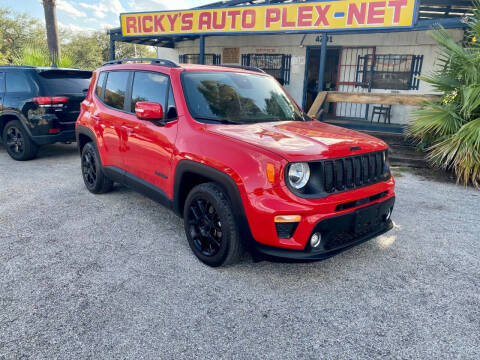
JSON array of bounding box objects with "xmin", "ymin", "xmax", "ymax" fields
[{"xmin": 0, "ymin": 66, "xmax": 92, "ymax": 160}]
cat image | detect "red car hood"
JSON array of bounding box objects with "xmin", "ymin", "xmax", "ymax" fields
[{"xmin": 208, "ymin": 121, "xmax": 387, "ymax": 162}]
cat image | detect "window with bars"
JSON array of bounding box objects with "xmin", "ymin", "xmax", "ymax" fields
[
  {"xmin": 241, "ymin": 54, "xmax": 291, "ymax": 85},
  {"xmin": 179, "ymin": 54, "xmax": 222, "ymax": 65},
  {"xmin": 355, "ymin": 54, "xmax": 424, "ymax": 90}
]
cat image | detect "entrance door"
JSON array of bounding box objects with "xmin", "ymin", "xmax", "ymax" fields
[
  {"xmin": 304, "ymin": 47, "xmax": 341, "ymax": 113},
  {"xmin": 335, "ymin": 46, "xmax": 376, "ymax": 120}
]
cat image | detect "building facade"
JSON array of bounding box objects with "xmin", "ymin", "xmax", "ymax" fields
[{"xmin": 109, "ymin": 0, "xmax": 471, "ymax": 132}]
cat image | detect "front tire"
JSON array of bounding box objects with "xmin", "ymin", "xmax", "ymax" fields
[
  {"xmin": 2, "ymin": 120, "xmax": 38, "ymax": 161},
  {"xmin": 183, "ymin": 183, "xmax": 243, "ymax": 267},
  {"xmin": 81, "ymin": 142, "xmax": 113, "ymax": 194}
]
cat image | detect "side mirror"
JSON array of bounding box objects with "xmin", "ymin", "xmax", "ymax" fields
[{"xmin": 135, "ymin": 101, "xmax": 164, "ymax": 121}]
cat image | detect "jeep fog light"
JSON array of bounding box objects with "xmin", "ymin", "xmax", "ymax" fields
[
  {"xmin": 288, "ymin": 162, "xmax": 310, "ymax": 189},
  {"xmin": 310, "ymin": 232, "xmax": 322, "ymax": 248}
]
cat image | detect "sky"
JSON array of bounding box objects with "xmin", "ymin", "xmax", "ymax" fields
[{"xmin": 3, "ymin": 0, "xmax": 214, "ymax": 32}]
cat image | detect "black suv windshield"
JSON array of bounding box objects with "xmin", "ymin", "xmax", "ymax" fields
[
  {"xmin": 182, "ymin": 71, "xmax": 304, "ymax": 124},
  {"xmin": 37, "ymin": 70, "xmax": 91, "ymax": 95}
]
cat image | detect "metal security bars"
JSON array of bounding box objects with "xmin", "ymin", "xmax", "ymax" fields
[
  {"xmin": 336, "ymin": 47, "xmax": 376, "ymax": 119},
  {"xmin": 179, "ymin": 54, "xmax": 222, "ymax": 65},
  {"xmin": 242, "ymin": 54, "xmax": 291, "ymax": 85},
  {"xmin": 356, "ymin": 54, "xmax": 424, "ymax": 90}
]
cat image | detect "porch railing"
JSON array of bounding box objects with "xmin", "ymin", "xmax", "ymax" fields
[{"xmin": 307, "ymin": 91, "xmax": 442, "ymax": 119}]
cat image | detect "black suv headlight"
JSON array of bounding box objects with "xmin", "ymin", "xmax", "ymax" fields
[{"xmin": 287, "ymin": 162, "xmax": 310, "ymax": 189}]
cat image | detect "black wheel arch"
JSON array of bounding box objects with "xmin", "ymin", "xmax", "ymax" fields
[
  {"xmin": 76, "ymin": 125, "xmax": 98, "ymax": 156},
  {"xmin": 0, "ymin": 111, "xmax": 31, "ymax": 139},
  {"xmin": 173, "ymin": 160, "xmax": 255, "ymax": 247}
]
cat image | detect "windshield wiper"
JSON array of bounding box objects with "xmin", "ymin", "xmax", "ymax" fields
[{"xmin": 194, "ymin": 116, "xmax": 241, "ymax": 124}]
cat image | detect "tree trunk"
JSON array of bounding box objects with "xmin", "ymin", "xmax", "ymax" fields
[{"xmin": 42, "ymin": 0, "xmax": 60, "ymax": 66}]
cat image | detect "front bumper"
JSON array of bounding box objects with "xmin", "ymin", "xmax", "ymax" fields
[{"xmin": 252, "ymin": 196, "xmax": 395, "ymax": 260}]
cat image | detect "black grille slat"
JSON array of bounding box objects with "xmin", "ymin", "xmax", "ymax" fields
[
  {"xmin": 370, "ymin": 154, "xmax": 377, "ymax": 180},
  {"xmin": 345, "ymin": 158, "xmax": 354, "ymax": 188},
  {"xmin": 334, "ymin": 160, "xmax": 344, "ymax": 190},
  {"xmin": 375, "ymin": 152, "xmax": 382, "ymax": 178},
  {"xmin": 362, "ymin": 155, "xmax": 369, "ymax": 183},
  {"xmin": 353, "ymin": 157, "xmax": 362, "ymax": 186},
  {"xmin": 324, "ymin": 161, "xmax": 334, "ymax": 193}
]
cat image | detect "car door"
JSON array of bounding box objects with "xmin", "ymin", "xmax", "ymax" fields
[
  {"xmin": 120, "ymin": 70, "xmax": 178, "ymax": 195},
  {"xmin": 94, "ymin": 70, "xmax": 131, "ymax": 168}
]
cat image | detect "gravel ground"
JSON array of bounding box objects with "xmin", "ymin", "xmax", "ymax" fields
[{"xmin": 0, "ymin": 143, "xmax": 479, "ymax": 360}]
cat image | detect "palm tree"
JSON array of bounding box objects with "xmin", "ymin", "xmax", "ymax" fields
[
  {"xmin": 409, "ymin": 2, "xmax": 480, "ymax": 188},
  {"xmin": 42, "ymin": 0, "xmax": 60, "ymax": 65}
]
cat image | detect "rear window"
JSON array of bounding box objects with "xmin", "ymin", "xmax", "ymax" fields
[{"xmin": 37, "ymin": 70, "xmax": 91, "ymax": 95}]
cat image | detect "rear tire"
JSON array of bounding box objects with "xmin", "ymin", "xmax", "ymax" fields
[
  {"xmin": 2, "ymin": 120, "xmax": 38, "ymax": 161},
  {"xmin": 81, "ymin": 142, "xmax": 113, "ymax": 194},
  {"xmin": 183, "ymin": 182, "xmax": 243, "ymax": 267}
]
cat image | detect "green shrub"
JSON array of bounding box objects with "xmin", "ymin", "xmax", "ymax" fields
[{"xmin": 409, "ymin": 2, "xmax": 480, "ymax": 188}]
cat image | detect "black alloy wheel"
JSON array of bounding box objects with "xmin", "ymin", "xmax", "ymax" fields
[
  {"xmin": 6, "ymin": 126, "xmax": 24, "ymax": 155},
  {"xmin": 80, "ymin": 142, "xmax": 113, "ymax": 194},
  {"xmin": 82, "ymin": 149, "xmax": 97, "ymax": 188},
  {"xmin": 2, "ymin": 120, "xmax": 38, "ymax": 161},
  {"xmin": 187, "ymin": 198, "xmax": 223, "ymax": 257},
  {"xmin": 183, "ymin": 183, "xmax": 243, "ymax": 267}
]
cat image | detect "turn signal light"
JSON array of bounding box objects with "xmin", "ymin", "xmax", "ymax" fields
[
  {"xmin": 266, "ymin": 163, "xmax": 275, "ymax": 183},
  {"xmin": 274, "ymin": 215, "xmax": 301, "ymax": 223}
]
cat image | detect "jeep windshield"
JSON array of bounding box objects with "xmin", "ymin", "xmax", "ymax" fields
[{"xmin": 182, "ymin": 71, "xmax": 305, "ymax": 124}]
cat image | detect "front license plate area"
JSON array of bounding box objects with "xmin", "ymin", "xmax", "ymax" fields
[{"xmin": 354, "ymin": 205, "xmax": 381, "ymax": 233}]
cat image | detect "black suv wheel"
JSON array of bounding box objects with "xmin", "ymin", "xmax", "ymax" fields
[
  {"xmin": 81, "ymin": 142, "xmax": 113, "ymax": 194},
  {"xmin": 2, "ymin": 120, "xmax": 38, "ymax": 161},
  {"xmin": 184, "ymin": 183, "xmax": 243, "ymax": 267}
]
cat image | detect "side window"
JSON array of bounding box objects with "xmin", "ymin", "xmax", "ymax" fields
[
  {"xmin": 167, "ymin": 86, "xmax": 177, "ymax": 119},
  {"xmin": 131, "ymin": 71, "xmax": 168, "ymax": 114},
  {"xmin": 6, "ymin": 71, "xmax": 31, "ymax": 93},
  {"xmin": 104, "ymin": 71, "xmax": 129, "ymax": 110},
  {"xmin": 95, "ymin": 72, "xmax": 106, "ymax": 99}
]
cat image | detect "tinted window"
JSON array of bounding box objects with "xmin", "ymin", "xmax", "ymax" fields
[
  {"xmin": 182, "ymin": 71, "xmax": 303, "ymax": 124},
  {"xmin": 166, "ymin": 86, "xmax": 177, "ymax": 119},
  {"xmin": 131, "ymin": 72, "xmax": 168, "ymax": 113},
  {"xmin": 95, "ymin": 72, "xmax": 106, "ymax": 98},
  {"xmin": 6, "ymin": 71, "xmax": 31, "ymax": 93},
  {"xmin": 37, "ymin": 70, "xmax": 91, "ymax": 95},
  {"xmin": 104, "ymin": 71, "xmax": 129, "ymax": 110}
]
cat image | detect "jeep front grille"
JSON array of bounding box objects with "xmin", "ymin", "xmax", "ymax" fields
[
  {"xmin": 286, "ymin": 150, "xmax": 390, "ymax": 198},
  {"xmin": 322, "ymin": 151, "xmax": 388, "ymax": 194}
]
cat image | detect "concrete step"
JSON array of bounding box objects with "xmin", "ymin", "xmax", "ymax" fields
[
  {"xmin": 389, "ymin": 154, "xmax": 428, "ymax": 168},
  {"xmin": 361, "ymin": 130, "xmax": 428, "ymax": 168}
]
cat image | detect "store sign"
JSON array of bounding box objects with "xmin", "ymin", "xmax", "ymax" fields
[{"xmin": 121, "ymin": 0, "xmax": 418, "ymax": 37}]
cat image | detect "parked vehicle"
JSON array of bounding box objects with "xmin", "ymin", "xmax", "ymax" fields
[
  {"xmin": 76, "ymin": 58, "xmax": 395, "ymax": 267},
  {"xmin": 0, "ymin": 66, "xmax": 92, "ymax": 160}
]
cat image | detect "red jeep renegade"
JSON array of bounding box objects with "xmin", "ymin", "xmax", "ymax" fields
[{"xmin": 76, "ymin": 58, "xmax": 395, "ymax": 267}]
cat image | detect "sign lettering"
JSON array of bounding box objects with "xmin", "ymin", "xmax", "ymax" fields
[{"xmin": 121, "ymin": 0, "xmax": 417, "ymax": 37}]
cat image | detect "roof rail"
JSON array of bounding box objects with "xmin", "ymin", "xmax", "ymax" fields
[
  {"xmin": 103, "ymin": 58, "xmax": 179, "ymax": 67},
  {"xmin": 216, "ymin": 64, "xmax": 265, "ymax": 74}
]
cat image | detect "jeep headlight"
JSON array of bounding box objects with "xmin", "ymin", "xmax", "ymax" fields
[{"xmin": 287, "ymin": 162, "xmax": 310, "ymax": 189}]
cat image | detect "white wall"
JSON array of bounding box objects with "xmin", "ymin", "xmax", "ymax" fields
[{"xmin": 165, "ymin": 29, "xmax": 464, "ymax": 124}]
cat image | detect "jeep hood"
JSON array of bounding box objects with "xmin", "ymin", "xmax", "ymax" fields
[{"xmin": 207, "ymin": 121, "xmax": 387, "ymax": 162}]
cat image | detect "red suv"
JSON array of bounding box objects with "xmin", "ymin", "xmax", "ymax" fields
[{"xmin": 76, "ymin": 58, "xmax": 395, "ymax": 267}]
